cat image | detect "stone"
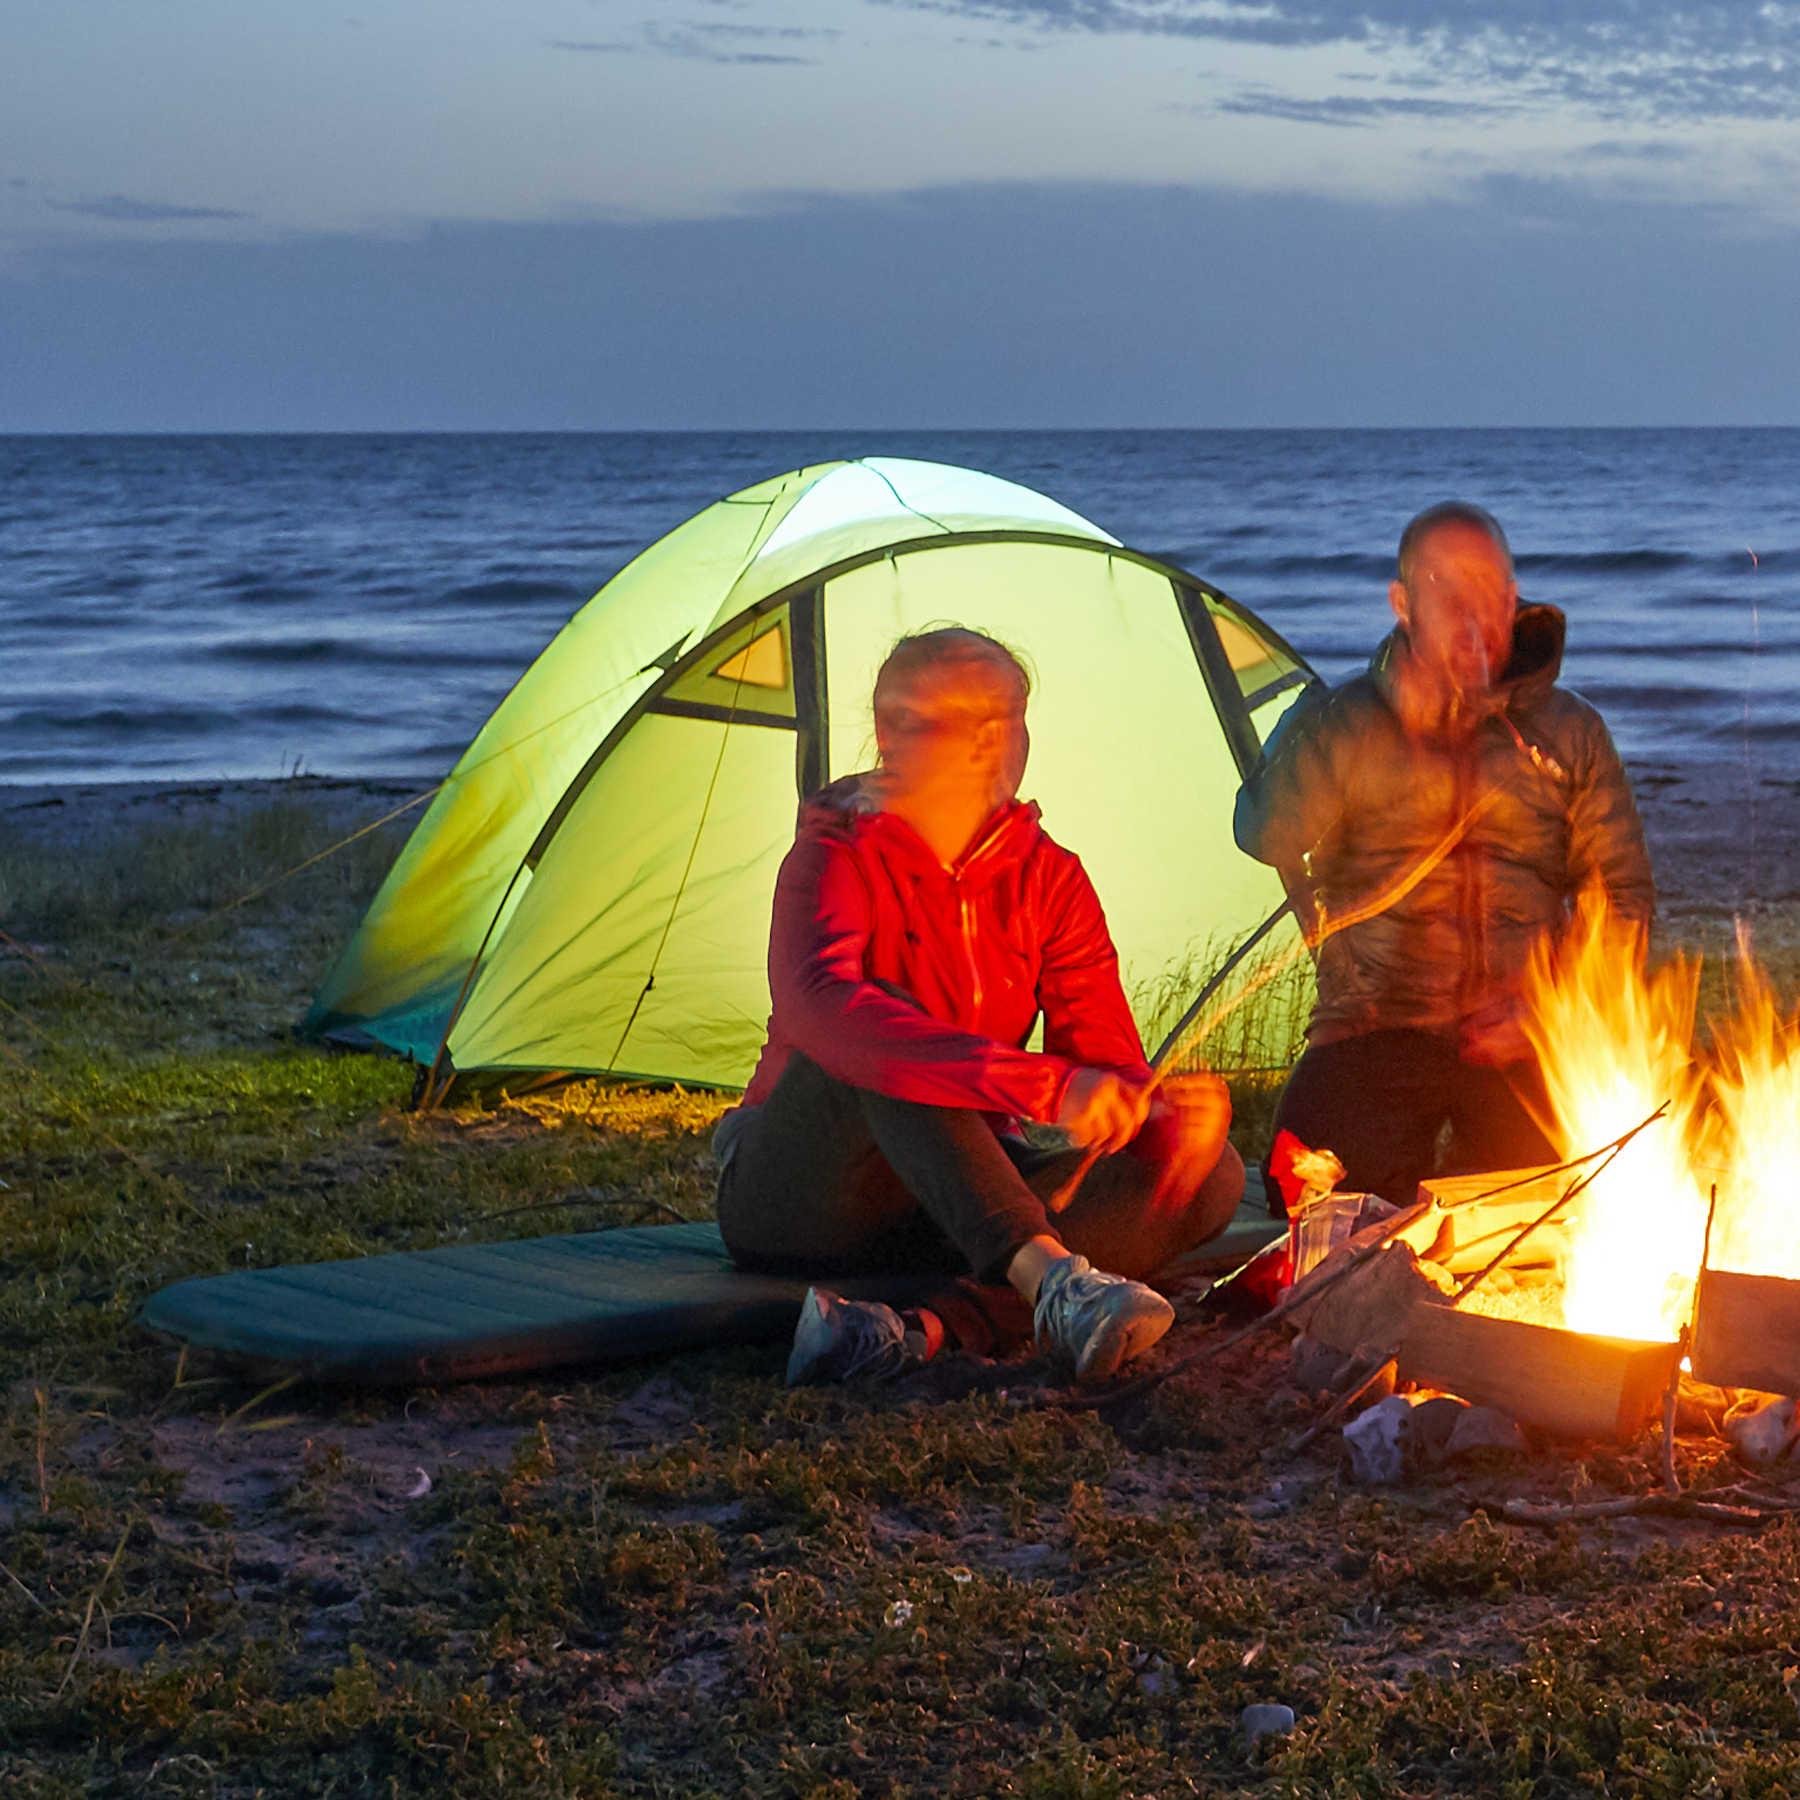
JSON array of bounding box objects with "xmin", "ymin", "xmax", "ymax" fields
[
  {"xmin": 1445, "ymin": 1405, "xmax": 1529, "ymax": 1460},
  {"xmin": 1724, "ymin": 1393, "xmax": 1800, "ymax": 1467},
  {"xmin": 1290, "ymin": 1333, "xmax": 1357, "ymax": 1395},
  {"xmin": 1240, "ymin": 1702, "xmax": 1296, "ymax": 1748},
  {"xmin": 1342, "ymin": 1395, "xmax": 1419, "ymax": 1485}
]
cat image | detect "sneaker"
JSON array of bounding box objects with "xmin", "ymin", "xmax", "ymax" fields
[
  {"xmin": 1033, "ymin": 1256, "xmax": 1174, "ymax": 1385},
  {"xmin": 786, "ymin": 1287, "xmax": 919, "ymax": 1386}
]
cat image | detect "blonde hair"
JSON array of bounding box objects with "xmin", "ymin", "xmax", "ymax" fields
[{"xmin": 872, "ymin": 626, "xmax": 1031, "ymax": 734}]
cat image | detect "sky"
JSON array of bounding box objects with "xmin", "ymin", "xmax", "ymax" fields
[{"xmin": 2, "ymin": 0, "xmax": 1797, "ymax": 429}]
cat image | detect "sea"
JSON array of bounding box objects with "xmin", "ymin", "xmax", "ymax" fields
[{"xmin": 1, "ymin": 429, "xmax": 1793, "ymax": 788}]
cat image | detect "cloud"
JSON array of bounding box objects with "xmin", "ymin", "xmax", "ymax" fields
[
  {"xmin": 1213, "ymin": 89, "xmax": 1511, "ymax": 127},
  {"xmin": 549, "ymin": 19, "xmax": 834, "ymax": 64},
  {"xmin": 45, "ymin": 194, "xmax": 252, "ymax": 223},
  {"xmin": 874, "ymin": 1, "xmax": 1800, "ymax": 121},
  {"xmin": 1579, "ymin": 139, "xmax": 1697, "ymax": 163},
  {"xmin": 5, "ymin": 175, "xmax": 1797, "ymax": 432}
]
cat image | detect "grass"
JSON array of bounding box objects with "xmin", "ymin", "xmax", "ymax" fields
[{"xmin": 6, "ymin": 788, "xmax": 1800, "ymax": 1796}]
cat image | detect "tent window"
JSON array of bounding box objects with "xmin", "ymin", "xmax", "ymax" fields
[
  {"xmin": 713, "ymin": 626, "xmax": 787, "ymax": 690},
  {"xmin": 657, "ymin": 607, "xmax": 798, "ymax": 722},
  {"xmin": 1200, "ymin": 592, "xmax": 1302, "ymax": 704}
]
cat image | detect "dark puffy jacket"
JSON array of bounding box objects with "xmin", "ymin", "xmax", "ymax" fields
[
  {"xmin": 1234, "ymin": 603, "xmax": 1653, "ymax": 1045},
  {"xmin": 739, "ymin": 777, "xmax": 1150, "ymax": 1123}
]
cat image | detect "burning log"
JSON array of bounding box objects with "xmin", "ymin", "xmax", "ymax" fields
[
  {"xmin": 1395, "ymin": 1303, "xmax": 1679, "ymax": 1443},
  {"xmin": 1691, "ymin": 1270, "xmax": 1800, "ymax": 1398},
  {"xmin": 1410, "ymin": 1168, "xmax": 1575, "ymax": 1278}
]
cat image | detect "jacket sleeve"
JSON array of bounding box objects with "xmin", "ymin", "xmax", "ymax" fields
[
  {"xmin": 1035, "ymin": 856, "xmax": 1153, "ymax": 1081},
  {"xmin": 767, "ymin": 834, "xmax": 1078, "ymax": 1121},
  {"xmin": 1233, "ymin": 681, "xmax": 1343, "ymax": 885},
  {"xmin": 1565, "ymin": 708, "xmax": 1655, "ymax": 927}
]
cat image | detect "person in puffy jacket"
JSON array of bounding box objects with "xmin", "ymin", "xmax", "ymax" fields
[
  {"xmin": 1235, "ymin": 501, "xmax": 1654, "ymax": 1211},
  {"xmin": 715, "ymin": 626, "xmax": 1244, "ymax": 1386}
]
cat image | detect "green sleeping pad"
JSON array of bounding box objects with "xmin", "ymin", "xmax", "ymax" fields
[
  {"xmin": 139, "ymin": 1221, "xmax": 939, "ymax": 1386},
  {"xmin": 139, "ymin": 1207, "xmax": 1285, "ymax": 1387}
]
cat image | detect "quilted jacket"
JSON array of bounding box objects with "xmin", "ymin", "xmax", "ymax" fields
[{"xmin": 1234, "ymin": 602, "xmax": 1654, "ymax": 1045}]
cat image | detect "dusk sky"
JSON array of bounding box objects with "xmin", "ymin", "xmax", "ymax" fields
[{"xmin": 4, "ymin": 1, "xmax": 1797, "ymax": 429}]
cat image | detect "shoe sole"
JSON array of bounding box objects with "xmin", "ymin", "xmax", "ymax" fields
[{"xmin": 1074, "ymin": 1300, "xmax": 1174, "ymax": 1386}]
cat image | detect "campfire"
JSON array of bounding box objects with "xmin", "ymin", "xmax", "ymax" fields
[
  {"xmin": 1285, "ymin": 893, "xmax": 1800, "ymax": 1455},
  {"xmin": 1521, "ymin": 896, "xmax": 1800, "ymax": 1362}
]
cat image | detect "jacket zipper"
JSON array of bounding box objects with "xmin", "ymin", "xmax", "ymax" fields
[
  {"xmin": 960, "ymin": 887, "xmax": 983, "ymax": 1014},
  {"xmin": 949, "ymin": 813, "xmax": 1012, "ymax": 1020}
]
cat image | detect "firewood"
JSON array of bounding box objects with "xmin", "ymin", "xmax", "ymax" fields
[
  {"xmin": 1499, "ymin": 1494, "xmax": 1776, "ymax": 1527},
  {"xmin": 1692, "ymin": 1270, "xmax": 1800, "ymax": 1397},
  {"xmin": 1397, "ymin": 1302, "xmax": 1680, "ymax": 1442},
  {"xmin": 1287, "ymin": 1243, "xmax": 1455, "ymax": 1359}
]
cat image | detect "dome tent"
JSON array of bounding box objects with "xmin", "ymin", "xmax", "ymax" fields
[{"xmin": 303, "ymin": 458, "xmax": 1315, "ymax": 1095}]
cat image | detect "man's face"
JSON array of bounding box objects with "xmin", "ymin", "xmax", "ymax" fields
[{"xmin": 1389, "ymin": 521, "xmax": 1518, "ymax": 696}]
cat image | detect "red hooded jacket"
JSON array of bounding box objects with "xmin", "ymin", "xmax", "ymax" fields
[{"xmin": 738, "ymin": 778, "xmax": 1152, "ymax": 1124}]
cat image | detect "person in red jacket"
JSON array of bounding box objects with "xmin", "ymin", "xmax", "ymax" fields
[{"xmin": 714, "ymin": 626, "xmax": 1244, "ymax": 1386}]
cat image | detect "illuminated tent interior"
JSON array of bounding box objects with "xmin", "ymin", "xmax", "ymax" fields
[{"xmin": 303, "ymin": 458, "xmax": 1316, "ymax": 1094}]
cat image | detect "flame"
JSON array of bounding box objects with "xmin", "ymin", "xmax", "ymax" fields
[
  {"xmin": 1704, "ymin": 935, "xmax": 1800, "ymax": 1278},
  {"xmin": 1520, "ymin": 893, "xmax": 1709, "ymax": 1342}
]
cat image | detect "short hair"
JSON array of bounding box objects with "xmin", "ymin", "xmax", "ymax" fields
[
  {"xmin": 872, "ymin": 626, "xmax": 1031, "ymax": 731},
  {"xmin": 1397, "ymin": 501, "xmax": 1512, "ymax": 589}
]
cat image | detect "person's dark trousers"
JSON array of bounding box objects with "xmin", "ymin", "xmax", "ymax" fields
[
  {"xmin": 1263, "ymin": 1027, "xmax": 1557, "ymax": 1216},
  {"xmin": 716, "ymin": 1053, "xmax": 1244, "ymax": 1354}
]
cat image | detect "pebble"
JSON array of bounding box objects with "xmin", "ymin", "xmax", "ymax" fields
[{"xmin": 1240, "ymin": 1702, "xmax": 1296, "ymax": 1747}]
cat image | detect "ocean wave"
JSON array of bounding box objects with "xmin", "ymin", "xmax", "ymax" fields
[
  {"xmin": 1517, "ymin": 549, "xmax": 1694, "ymax": 574},
  {"xmin": 206, "ymin": 635, "xmax": 512, "ymax": 670},
  {"xmin": 255, "ymin": 703, "xmax": 375, "ymax": 727},
  {"xmin": 1207, "ymin": 552, "xmax": 1392, "ymax": 580},
  {"xmin": 444, "ymin": 577, "xmax": 584, "ymax": 605},
  {"xmin": 1713, "ymin": 714, "xmax": 1800, "ymax": 743},
  {"xmin": 1576, "ymin": 681, "xmax": 1739, "ymax": 716},
  {"xmin": 206, "ymin": 569, "xmax": 320, "ymax": 604},
  {"xmin": 4, "ymin": 703, "xmax": 234, "ymax": 735},
  {"xmin": 47, "ymin": 569, "xmax": 151, "ymax": 597}
]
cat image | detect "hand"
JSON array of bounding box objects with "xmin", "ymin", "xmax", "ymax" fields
[
  {"xmin": 1460, "ymin": 998, "xmax": 1532, "ymax": 1068},
  {"xmin": 1056, "ymin": 1067, "xmax": 1154, "ymax": 1155},
  {"xmin": 1150, "ymin": 1072, "xmax": 1233, "ymax": 1168}
]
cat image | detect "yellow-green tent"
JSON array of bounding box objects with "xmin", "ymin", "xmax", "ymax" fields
[{"xmin": 304, "ymin": 458, "xmax": 1314, "ymax": 1091}]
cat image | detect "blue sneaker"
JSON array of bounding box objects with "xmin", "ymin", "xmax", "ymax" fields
[
  {"xmin": 1033, "ymin": 1256, "xmax": 1174, "ymax": 1385},
  {"xmin": 786, "ymin": 1287, "xmax": 920, "ymax": 1386}
]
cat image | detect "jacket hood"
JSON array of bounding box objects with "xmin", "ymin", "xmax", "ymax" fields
[
  {"xmin": 797, "ymin": 773, "xmax": 1045, "ymax": 885},
  {"xmin": 1371, "ymin": 601, "xmax": 1566, "ymax": 722}
]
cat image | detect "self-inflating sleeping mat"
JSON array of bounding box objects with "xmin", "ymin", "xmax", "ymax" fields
[{"xmin": 140, "ymin": 1209, "xmax": 1284, "ymax": 1386}]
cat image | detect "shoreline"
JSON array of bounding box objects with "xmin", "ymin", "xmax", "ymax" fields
[
  {"xmin": 4, "ymin": 758, "xmax": 1796, "ymax": 938},
  {"xmin": 3, "ymin": 763, "xmax": 1800, "ymax": 993}
]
